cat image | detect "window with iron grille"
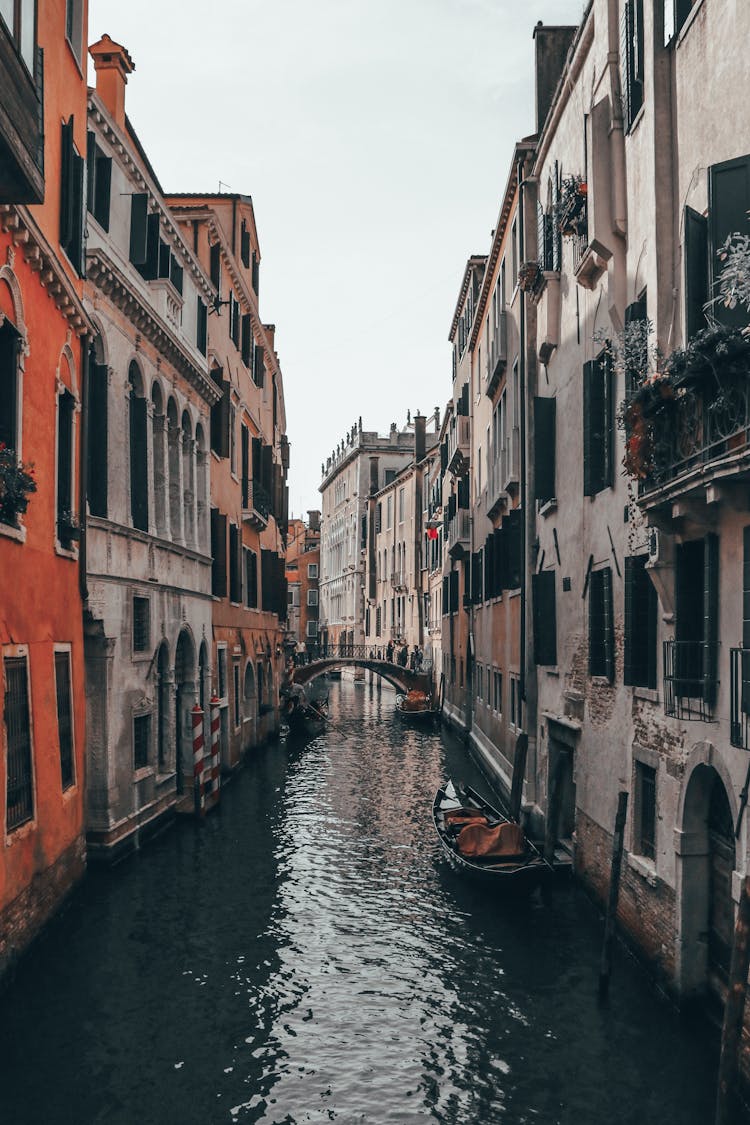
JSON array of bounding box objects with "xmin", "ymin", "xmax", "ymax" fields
[
  {"xmin": 133, "ymin": 713, "xmax": 150, "ymax": 770},
  {"xmin": 621, "ymin": 0, "xmax": 644, "ymax": 133},
  {"xmin": 589, "ymin": 567, "xmax": 615, "ymax": 681},
  {"xmin": 624, "ymin": 556, "xmax": 657, "ymax": 689},
  {"xmin": 132, "ymin": 596, "xmax": 150, "ymax": 653},
  {"xmin": 55, "ymin": 651, "xmax": 74, "ymax": 790},
  {"xmin": 4, "ymin": 655, "xmax": 34, "ymax": 830},
  {"xmin": 583, "ymin": 353, "xmax": 614, "ymax": 497},
  {"xmin": 635, "ymin": 761, "xmax": 656, "ymax": 860}
]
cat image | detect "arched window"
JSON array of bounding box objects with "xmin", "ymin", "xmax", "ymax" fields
[
  {"xmin": 167, "ymin": 397, "xmax": 180, "ymax": 541},
  {"xmin": 151, "ymin": 382, "xmax": 167, "ymax": 537},
  {"xmin": 88, "ymin": 336, "xmax": 108, "ymax": 518},
  {"xmin": 181, "ymin": 410, "xmax": 194, "ymax": 546},
  {"xmin": 195, "ymin": 423, "xmax": 207, "ymax": 552},
  {"xmin": 243, "ymin": 662, "xmax": 255, "ymax": 720},
  {"xmin": 128, "ymin": 362, "xmax": 148, "ymax": 532}
]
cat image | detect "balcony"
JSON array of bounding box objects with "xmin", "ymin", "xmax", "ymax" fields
[
  {"xmin": 663, "ymin": 640, "xmax": 718, "ymax": 723},
  {"xmin": 501, "ymin": 427, "xmax": 520, "ymax": 492},
  {"xmin": 636, "ymin": 358, "xmax": 750, "ymax": 524},
  {"xmin": 730, "ymin": 648, "xmax": 750, "ymax": 750},
  {"xmin": 242, "ymin": 480, "xmax": 270, "ymax": 528},
  {"xmin": 447, "ymin": 509, "xmax": 471, "ymax": 559},
  {"xmin": 0, "ymin": 37, "xmax": 44, "ymax": 203},
  {"xmin": 484, "ymin": 312, "xmax": 507, "ymax": 398},
  {"xmin": 446, "ymin": 414, "xmax": 471, "ymax": 476},
  {"xmin": 485, "ymin": 456, "xmax": 509, "ymax": 519}
]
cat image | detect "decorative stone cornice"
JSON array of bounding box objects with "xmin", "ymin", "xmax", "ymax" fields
[
  {"xmin": 86, "ymin": 246, "xmax": 221, "ymax": 406},
  {"xmin": 0, "ymin": 205, "xmax": 94, "ymax": 337}
]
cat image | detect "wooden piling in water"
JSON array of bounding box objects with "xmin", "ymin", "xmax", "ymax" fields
[
  {"xmin": 598, "ymin": 790, "xmax": 628, "ymax": 1000},
  {"xmin": 715, "ymin": 875, "xmax": 750, "ymax": 1125},
  {"xmin": 509, "ymin": 732, "xmax": 528, "ymax": 823}
]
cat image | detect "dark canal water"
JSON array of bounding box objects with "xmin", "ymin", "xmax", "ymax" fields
[{"xmin": 0, "ymin": 679, "xmax": 717, "ymax": 1124}]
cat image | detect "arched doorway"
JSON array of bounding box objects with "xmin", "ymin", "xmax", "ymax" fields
[
  {"xmin": 679, "ymin": 761, "xmax": 737, "ymax": 1010},
  {"xmin": 174, "ymin": 629, "xmax": 196, "ymax": 793},
  {"xmin": 243, "ymin": 661, "xmax": 256, "ymax": 749}
]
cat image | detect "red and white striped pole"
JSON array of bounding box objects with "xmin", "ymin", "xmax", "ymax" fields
[
  {"xmin": 209, "ymin": 695, "xmax": 221, "ymax": 805},
  {"xmin": 192, "ymin": 704, "xmax": 205, "ymax": 818}
]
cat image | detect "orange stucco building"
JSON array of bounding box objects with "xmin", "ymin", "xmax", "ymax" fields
[
  {"xmin": 286, "ymin": 513, "xmax": 321, "ymax": 655},
  {"xmin": 0, "ymin": 0, "xmax": 91, "ymax": 972}
]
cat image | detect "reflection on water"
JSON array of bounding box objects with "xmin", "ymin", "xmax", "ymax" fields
[{"xmin": 0, "ymin": 678, "xmax": 716, "ymax": 1124}]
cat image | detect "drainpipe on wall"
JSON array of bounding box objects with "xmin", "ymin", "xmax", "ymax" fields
[{"xmin": 78, "ymin": 333, "xmax": 91, "ymax": 603}]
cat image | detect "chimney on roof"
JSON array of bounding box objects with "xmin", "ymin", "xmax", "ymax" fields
[
  {"xmin": 532, "ymin": 22, "xmax": 577, "ymax": 136},
  {"xmin": 307, "ymin": 509, "xmax": 320, "ymax": 532},
  {"xmin": 89, "ymin": 35, "xmax": 135, "ymax": 130},
  {"xmin": 414, "ymin": 414, "xmax": 426, "ymax": 464}
]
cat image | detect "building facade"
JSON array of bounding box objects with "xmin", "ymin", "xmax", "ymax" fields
[
  {"xmin": 0, "ymin": 0, "xmax": 91, "ymax": 972},
  {"xmin": 166, "ymin": 192, "xmax": 290, "ymax": 762},
  {"xmin": 82, "ymin": 37, "xmax": 219, "ymax": 860},
  {"xmin": 286, "ymin": 512, "xmax": 321, "ymax": 655}
]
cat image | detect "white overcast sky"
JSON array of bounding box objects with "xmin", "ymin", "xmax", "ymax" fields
[{"xmin": 88, "ymin": 0, "xmax": 587, "ymax": 516}]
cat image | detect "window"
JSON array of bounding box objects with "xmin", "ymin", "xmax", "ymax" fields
[
  {"xmin": 4, "ymin": 654, "xmax": 33, "ymax": 830},
  {"xmin": 56, "ymin": 388, "xmax": 75, "ymax": 547},
  {"xmin": 229, "ymin": 292, "xmax": 240, "ymax": 348},
  {"xmin": 684, "ymin": 207, "xmax": 708, "ymax": 340},
  {"xmin": 583, "ymin": 352, "xmax": 614, "ymax": 496},
  {"xmin": 229, "ymin": 523, "xmax": 241, "ymax": 603},
  {"xmin": 253, "ymin": 344, "xmax": 264, "ymax": 388},
  {"xmin": 241, "ymin": 314, "xmax": 253, "ymax": 368},
  {"xmin": 398, "ymin": 487, "xmax": 405, "ymax": 523},
  {"xmin": 307, "ymin": 589, "xmax": 319, "ymax": 607},
  {"xmin": 511, "ymin": 219, "xmax": 518, "ymax": 289},
  {"xmin": 132, "ymin": 596, "xmax": 150, "ymax": 653},
  {"xmin": 54, "ymin": 651, "xmax": 74, "ymax": 790},
  {"xmin": 133, "ymin": 713, "xmax": 150, "ymax": 770},
  {"xmin": 86, "ymin": 134, "xmax": 111, "ymax": 231},
  {"xmin": 509, "ymin": 673, "xmax": 521, "ymax": 729},
  {"xmin": 60, "ymin": 118, "xmax": 85, "ymax": 275},
  {"xmin": 245, "ymin": 548, "xmax": 258, "ymax": 608},
  {"xmin": 708, "ymin": 155, "xmax": 750, "ymax": 330},
  {"xmin": 88, "ymin": 358, "xmax": 108, "ymax": 518},
  {"xmin": 0, "ymin": 316, "xmax": 20, "ymax": 462},
  {"xmin": 307, "ymin": 563, "xmax": 318, "ymax": 579},
  {"xmin": 210, "ymin": 368, "xmax": 230, "ymax": 458},
  {"xmin": 210, "ymin": 509, "xmax": 227, "ymax": 598},
  {"xmin": 477, "ymin": 664, "xmax": 484, "ymax": 701},
  {"xmin": 634, "ymin": 761, "xmax": 656, "ymax": 860},
  {"xmin": 494, "ymin": 670, "xmax": 503, "ymax": 714},
  {"xmin": 1, "ymin": 0, "xmax": 36, "ymax": 71},
  {"xmin": 66, "ymin": 0, "xmax": 83, "ymax": 62},
  {"xmin": 532, "ymin": 570, "xmax": 557, "ymax": 666},
  {"xmin": 306, "ymin": 620, "xmax": 318, "ymax": 638},
  {"xmin": 386, "ymin": 495, "xmax": 392, "ymax": 530},
  {"xmin": 229, "ymin": 404, "xmax": 237, "ymax": 475},
  {"xmin": 589, "ymin": 567, "xmax": 614, "ymax": 681},
  {"xmin": 668, "ymin": 535, "xmax": 719, "ymax": 714},
  {"xmin": 210, "ymin": 242, "xmax": 221, "ymax": 294},
  {"xmin": 624, "ymin": 556, "xmax": 657, "ymax": 689},
  {"xmin": 128, "ymin": 366, "xmax": 148, "ymax": 532},
  {"xmin": 197, "ymin": 298, "xmax": 208, "ymax": 356},
  {"xmin": 240, "ymin": 220, "xmax": 251, "ymax": 269},
  {"xmin": 664, "ymin": 0, "xmax": 697, "ymax": 45},
  {"xmin": 218, "ymin": 648, "xmax": 228, "ymax": 700},
  {"xmin": 622, "ymin": 0, "xmax": 644, "ymax": 132},
  {"xmin": 534, "ymin": 397, "xmax": 556, "ymax": 504},
  {"xmin": 233, "ymin": 663, "xmax": 241, "ymax": 728}
]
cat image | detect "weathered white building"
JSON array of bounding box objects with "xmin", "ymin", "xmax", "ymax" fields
[{"xmin": 83, "ymin": 38, "xmax": 218, "ymax": 858}]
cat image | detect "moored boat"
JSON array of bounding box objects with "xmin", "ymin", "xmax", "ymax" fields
[
  {"xmin": 395, "ymin": 690, "xmax": 440, "ymax": 725},
  {"xmin": 432, "ymin": 779, "xmax": 556, "ymax": 890}
]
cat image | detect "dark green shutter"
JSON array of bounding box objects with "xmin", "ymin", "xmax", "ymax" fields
[
  {"xmin": 0, "ymin": 320, "xmax": 19, "ymax": 450},
  {"xmin": 602, "ymin": 353, "xmax": 614, "ymax": 490},
  {"xmin": 254, "ymin": 344, "xmax": 264, "ymax": 388},
  {"xmin": 703, "ymin": 532, "xmax": 719, "ymax": 705},
  {"xmin": 140, "ymin": 212, "xmax": 160, "ymax": 280},
  {"xmin": 129, "ymin": 193, "xmax": 149, "ymax": 265},
  {"xmin": 211, "ymin": 509, "xmax": 227, "ymax": 598},
  {"xmin": 241, "ymin": 425, "xmax": 249, "ymax": 508},
  {"xmin": 241, "ymin": 313, "xmax": 252, "ymax": 366},
  {"xmin": 624, "ymin": 556, "xmax": 636, "ymax": 686},
  {"xmin": 86, "ymin": 131, "xmax": 96, "ymax": 213},
  {"xmin": 60, "ymin": 118, "xmax": 74, "ymax": 250},
  {"xmin": 450, "ymin": 569, "xmax": 459, "ymax": 614},
  {"xmin": 534, "ymin": 396, "xmax": 556, "ymax": 503},
  {"xmin": 197, "ymin": 299, "xmax": 207, "ymax": 355},
  {"xmin": 57, "ymin": 391, "xmax": 74, "ymax": 525},
  {"xmin": 210, "ymin": 242, "xmax": 221, "ymax": 293},
  {"xmin": 88, "ymin": 362, "xmax": 108, "ymax": 518},
  {"xmin": 129, "ymin": 396, "xmax": 148, "ymax": 532},
  {"xmin": 685, "ymin": 206, "xmax": 708, "ymax": 339},
  {"xmin": 94, "ymin": 154, "xmax": 111, "ymax": 231},
  {"xmin": 484, "ymin": 534, "xmax": 494, "ymax": 600},
  {"xmin": 533, "ymin": 570, "xmax": 557, "ymax": 666},
  {"xmin": 442, "ymin": 576, "xmax": 449, "ymax": 616},
  {"xmin": 583, "ymin": 360, "xmax": 595, "ymax": 496},
  {"xmin": 708, "ymin": 156, "xmax": 750, "ymax": 328},
  {"xmin": 603, "ymin": 566, "xmax": 615, "ymax": 683}
]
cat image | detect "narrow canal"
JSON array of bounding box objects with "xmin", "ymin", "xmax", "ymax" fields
[{"xmin": 0, "ymin": 679, "xmax": 717, "ymax": 1125}]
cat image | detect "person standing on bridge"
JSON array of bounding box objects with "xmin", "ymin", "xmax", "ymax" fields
[{"xmin": 386, "ymin": 640, "xmax": 394, "ymax": 663}]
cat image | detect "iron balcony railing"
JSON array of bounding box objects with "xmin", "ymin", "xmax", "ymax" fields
[
  {"xmin": 390, "ymin": 570, "xmax": 407, "ymax": 590},
  {"xmin": 730, "ymin": 647, "xmax": 750, "ymax": 750},
  {"xmin": 642, "ymin": 374, "xmax": 750, "ymax": 496},
  {"xmin": 663, "ymin": 639, "xmax": 719, "ymax": 722},
  {"xmin": 242, "ymin": 479, "xmax": 271, "ymax": 525},
  {"xmin": 448, "ymin": 508, "xmax": 471, "ymax": 553}
]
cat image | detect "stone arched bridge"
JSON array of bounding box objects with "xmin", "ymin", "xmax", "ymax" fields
[{"xmin": 291, "ymin": 644, "xmax": 433, "ymax": 697}]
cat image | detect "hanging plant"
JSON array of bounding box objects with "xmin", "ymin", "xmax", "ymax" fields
[
  {"xmin": 618, "ymin": 378, "xmax": 675, "ymax": 480},
  {"xmin": 664, "ymin": 324, "xmax": 750, "ymax": 388},
  {"xmin": 0, "ymin": 445, "xmax": 36, "ymax": 526},
  {"xmin": 596, "ymin": 317, "xmax": 660, "ymax": 397},
  {"xmin": 556, "ymin": 175, "xmax": 588, "ymax": 238}
]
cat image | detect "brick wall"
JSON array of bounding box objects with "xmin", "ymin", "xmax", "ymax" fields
[
  {"xmin": 0, "ymin": 836, "xmax": 85, "ymax": 986},
  {"xmin": 575, "ymin": 809, "xmax": 677, "ymax": 984}
]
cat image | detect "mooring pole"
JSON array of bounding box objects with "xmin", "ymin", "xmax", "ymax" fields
[
  {"xmin": 598, "ymin": 790, "xmax": 629, "ymax": 1000},
  {"xmin": 715, "ymin": 875, "xmax": 750, "ymax": 1125},
  {"xmin": 509, "ymin": 731, "xmax": 529, "ymax": 823},
  {"xmin": 192, "ymin": 704, "xmax": 205, "ymax": 818}
]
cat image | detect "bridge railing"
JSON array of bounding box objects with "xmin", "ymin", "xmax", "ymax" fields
[{"xmin": 293, "ymin": 643, "xmax": 431, "ymax": 674}]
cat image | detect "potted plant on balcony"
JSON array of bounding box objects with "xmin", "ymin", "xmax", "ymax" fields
[
  {"xmin": 57, "ymin": 509, "xmax": 81, "ymax": 545},
  {"xmin": 618, "ymin": 376, "xmax": 675, "ymax": 480},
  {"xmin": 0, "ymin": 444, "xmax": 36, "ymax": 527},
  {"xmin": 556, "ymin": 175, "xmax": 588, "ymax": 238}
]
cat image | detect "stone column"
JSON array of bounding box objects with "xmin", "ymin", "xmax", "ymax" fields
[{"xmin": 152, "ymin": 412, "xmax": 168, "ymax": 538}]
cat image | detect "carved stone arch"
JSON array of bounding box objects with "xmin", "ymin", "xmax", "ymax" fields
[
  {"xmin": 128, "ymin": 356, "xmax": 146, "ymax": 398},
  {"xmin": 57, "ymin": 342, "xmax": 79, "ymax": 400},
  {"xmin": 677, "ymin": 741, "xmax": 740, "ymax": 832},
  {"xmin": 86, "ymin": 311, "xmax": 110, "ymax": 368}
]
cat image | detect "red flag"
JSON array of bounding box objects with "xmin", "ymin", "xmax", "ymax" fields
[{"xmin": 426, "ymin": 527, "xmax": 438, "ymax": 540}]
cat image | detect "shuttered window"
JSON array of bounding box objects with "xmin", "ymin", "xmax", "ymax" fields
[
  {"xmin": 129, "ymin": 394, "xmax": 148, "ymax": 532},
  {"xmin": 0, "ymin": 318, "xmax": 19, "ymax": 455},
  {"xmin": 55, "ymin": 651, "xmax": 74, "ymax": 790},
  {"xmin": 583, "ymin": 353, "xmax": 614, "ymax": 496},
  {"xmin": 241, "ymin": 221, "xmax": 251, "ymax": 268},
  {"xmin": 450, "ymin": 569, "xmax": 459, "ymax": 614},
  {"xmin": 56, "ymin": 389, "xmax": 75, "ymax": 546},
  {"xmin": 684, "ymin": 207, "xmax": 708, "ymax": 340},
  {"xmin": 624, "ymin": 555, "xmax": 657, "ymax": 689},
  {"xmin": 129, "ymin": 192, "xmax": 149, "ymax": 266},
  {"xmin": 589, "ymin": 566, "xmax": 614, "ymax": 681},
  {"xmin": 665, "ymin": 0, "xmax": 697, "ymax": 44},
  {"xmin": 210, "ymin": 378, "xmax": 230, "ymax": 458},
  {"xmin": 245, "ymin": 548, "xmax": 258, "ymax": 609},
  {"xmin": 635, "ymin": 762, "xmax": 656, "ymax": 859},
  {"xmin": 708, "ymin": 155, "xmax": 750, "ymax": 329},
  {"xmin": 60, "ymin": 117, "xmax": 85, "ymax": 275},
  {"xmin": 133, "ymin": 714, "xmax": 150, "ymax": 770},
  {"xmin": 472, "ymin": 550, "xmax": 483, "ymax": 605},
  {"xmin": 442, "ymin": 576, "xmax": 450, "ymax": 616},
  {"xmin": 86, "ymin": 132, "xmax": 111, "ymax": 231},
  {"xmin": 229, "ymin": 523, "xmax": 242, "ymax": 604},
  {"xmin": 534, "ymin": 397, "xmax": 556, "ymax": 504},
  {"xmin": 241, "ymin": 313, "xmax": 253, "ymax": 367},
  {"xmin": 532, "ymin": 569, "xmax": 557, "ymax": 666},
  {"xmin": 210, "ymin": 508, "xmax": 227, "ymax": 598},
  {"xmin": 502, "ymin": 507, "xmax": 523, "ymax": 590},
  {"xmin": 4, "ymin": 655, "xmax": 34, "ymax": 830},
  {"xmin": 132, "ymin": 596, "xmax": 150, "ymax": 653},
  {"xmin": 196, "ymin": 298, "xmax": 208, "ymax": 356},
  {"xmin": 621, "ymin": 0, "xmax": 644, "ymax": 133},
  {"xmin": 88, "ymin": 362, "xmax": 108, "ymax": 518},
  {"xmin": 253, "ymin": 344, "xmax": 264, "ymax": 388},
  {"xmin": 241, "ymin": 425, "xmax": 249, "ymax": 508},
  {"xmin": 210, "ymin": 241, "xmax": 221, "ymax": 294},
  {"xmin": 251, "ymin": 253, "xmax": 259, "ymax": 296}
]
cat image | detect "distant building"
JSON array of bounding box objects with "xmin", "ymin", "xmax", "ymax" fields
[{"xmin": 285, "ymin": 511, "xmax": 321, "ymax": 654}]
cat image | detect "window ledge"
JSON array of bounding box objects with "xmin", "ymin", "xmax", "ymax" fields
[
  {"xmin": 591, "ymin": 675, "xmax": 613, "ymax": 687},
  {"xmin": 55, "ymin": 542, "xmax": 79, "ymax": 560},
  {"xmin": 538, "ymin": 498, "xmax": 557, "ymax": 517},
  {"xmin": 627, "ymin": 103, "xmax": 646, "ymax": 138},
  {"xmin": 133, "ymin": 766, "xmax": 155, "ymax": 783},
  {"xmin": 0, "ymin": 521, "xmax": 27, "ymax": 544},
  {"xmin": 633, "ymin": 687, "xmax": 659, "ymax": 704},
  {"xmin": 132, "ymin": 652, "xmax": 152, "ymax": 663},
  {"xmin": 545, "ymin": 666, "xmax": 560, "ymax": 677},
  {"xmin": 508, "ymin": 589, "xmax": 521, "ymax": 599},
  {"xmin": 627, "ymin": 852, "xmax": 659, "ymax": 886}
]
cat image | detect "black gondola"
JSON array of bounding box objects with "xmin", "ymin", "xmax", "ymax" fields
[
  {"xmin": 432, "ymin": 779, "xmax": 558, "ymax": 890},
  {"xmin": 395, "ymin": 692, "xmax": 440, "ymax": 725}
]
